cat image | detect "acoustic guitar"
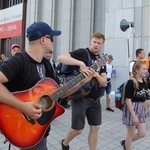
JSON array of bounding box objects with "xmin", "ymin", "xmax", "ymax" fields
[{"xmin": 0, "ymin": 54, "xmax": 108, "ymax": 149}]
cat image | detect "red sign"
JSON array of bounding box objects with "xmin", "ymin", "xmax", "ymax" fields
[
  {"xmin": 0, "ymin": 20, "xmax": 22, "ymax": 39},
  {"xmin": 0, "ymin": 3, "xmax": 23, "ymax": 39}
]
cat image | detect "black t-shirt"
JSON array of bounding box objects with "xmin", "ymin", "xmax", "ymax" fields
[
  {"xmin": 0, "ymin": 51, "xmax": 59, "ymax": 91},
  {"xmin": 125, "ymin": 79, "xmax": 149, "ymax": 102},
  {"xmin": 70, "ymin": 48, "xmax": 106, "ymax": 99},
  {"xmin": 0, "ymin": 51, "xmax": 60, "ymax": 137}
]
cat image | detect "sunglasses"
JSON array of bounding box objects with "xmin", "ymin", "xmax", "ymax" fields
[{"xmin": 45, "ymin": 35, "xmax": 54, "ymax": 42}]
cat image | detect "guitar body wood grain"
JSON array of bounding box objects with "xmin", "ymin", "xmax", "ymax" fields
[{"xmin": 0, "ymin": 78, "xmax": 65, "ymax": 149}]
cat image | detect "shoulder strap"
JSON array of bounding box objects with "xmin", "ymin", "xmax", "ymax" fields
[
  {"xmin": 85, "ymin": 49, "xmax": 91, "ymax": 66},
  {"xmin": 130, "ymin": 78, "xmax": 137, "ymax": 96},
  {"xmin": 85, "ymin": 49, "xmax": 97, "ymax": 87}
]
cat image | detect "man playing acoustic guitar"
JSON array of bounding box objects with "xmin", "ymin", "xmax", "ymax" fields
[
  {"xmin": 58, "ymin": 32, "xmax": 107, "ymax": 150},
  {"xmin": 0, "ymin": 22, "xmax": 95, "ymax": 150}
]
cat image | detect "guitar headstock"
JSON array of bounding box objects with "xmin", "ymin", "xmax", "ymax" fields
[{"xmin": 96, "ymin": 54, "xmax": 108, "ymax": 68}]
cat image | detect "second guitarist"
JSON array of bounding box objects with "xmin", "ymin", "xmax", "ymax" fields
[{"xmin": 58, "ymin": 32, "xmax": 107, "ymax": 150}]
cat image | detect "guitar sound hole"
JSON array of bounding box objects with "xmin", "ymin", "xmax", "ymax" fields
[{"xmin": 39, "ymin": 95, "xmax": 52, "ymax": 110}]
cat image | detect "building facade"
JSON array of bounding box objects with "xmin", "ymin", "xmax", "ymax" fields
[{"xmin": 0, "ymin": 0, "xmax": 150, "ymax": 90}]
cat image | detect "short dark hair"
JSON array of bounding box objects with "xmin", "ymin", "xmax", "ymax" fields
[{"xmin": 135, "ymin": 48, "xmax": 144, "ymax": 57}]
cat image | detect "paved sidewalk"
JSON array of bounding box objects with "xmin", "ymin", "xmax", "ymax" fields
[{"xmin": 1, "ymin": 97, "xmax": 150, "ymax": 150}]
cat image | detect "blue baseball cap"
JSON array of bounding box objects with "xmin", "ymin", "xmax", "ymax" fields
[{"xmin": 26, "ymin": 22, "xmax": 61, "ymax": 41}]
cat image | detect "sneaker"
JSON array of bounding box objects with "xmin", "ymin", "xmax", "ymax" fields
[
  {"xmin": 121, "ymin": 140, "xmax": 126, "ymax": 149},
  {"xmin": 61, "ymin": 139, "xmax": 69, "ymax": 150},
  {"xmin": 106, "ymin": 107, "xmax": 114, "ymax": 112}
]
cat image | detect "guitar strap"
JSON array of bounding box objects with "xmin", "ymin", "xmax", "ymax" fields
[
  {"xmin": 85, "ymin": 49, "xmax": 96, "ymax": 88},
  {"xmin": 42, "ymin": 58, "xmax": 60, "ymax": 84},
  {"xmin": 85, "ymin": 48, "xmax": 91, "ymax": 66}
]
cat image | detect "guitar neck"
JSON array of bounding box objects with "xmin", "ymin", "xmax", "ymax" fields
[{"xmin": 50, "ymin": 63, "xmax": 99, "ymax": 101}]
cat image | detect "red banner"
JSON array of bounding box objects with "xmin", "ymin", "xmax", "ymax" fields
[
  {"xmin": 0, "ymin": 3, "xmax": 23, "ymax": 39},
  {"xmin": 0, "ymin": 20, "xmax": 22, "ymax": 39}
]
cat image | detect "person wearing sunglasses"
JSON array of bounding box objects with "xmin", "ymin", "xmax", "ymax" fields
[{"xmin": 0, "ymin": 21, "xmax": 95, "ymax": 150}]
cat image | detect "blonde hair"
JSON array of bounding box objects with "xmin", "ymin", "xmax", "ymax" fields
[
  {"xmin": 132, "ymin": 61, "xmax": 147, "ymax": 89},
  {"xmin": 91, "ymin": 32, "xmax": 105, "ymax": 42}
]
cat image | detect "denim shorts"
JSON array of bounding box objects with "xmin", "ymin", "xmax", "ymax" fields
[{"xmin": 100, "ymin": 80, "xmax": 111, "ymax": 97}]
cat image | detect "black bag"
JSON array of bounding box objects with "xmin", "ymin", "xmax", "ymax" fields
[
  {"xmin": 115, "ymin": 82, "xmax": 127, "ymax": 110},
  {"xmin": 115, "ymin": 79, "xmax": 136, "ymax": 111}
]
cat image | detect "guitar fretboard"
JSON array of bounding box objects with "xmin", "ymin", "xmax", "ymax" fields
[{"xmin": 50, "ymin": 62, "xmax": 99, "ymax": 101}]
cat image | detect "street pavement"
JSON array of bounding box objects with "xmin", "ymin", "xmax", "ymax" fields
[{"xmin": 1, "ymin": 96, "xmax": 150, "ymax": 150}]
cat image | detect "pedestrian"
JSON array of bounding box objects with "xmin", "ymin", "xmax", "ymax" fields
[
  {"xmin": 142, "ymin": 52, "xmax": 150, "ymax": 71},
  {"xmin": 45, "ymin": 50, "xmax": 56, "ymax": 69},
  {"xmin": 10, "ymin": 43, "xmax": 21, "ymax": 56},
  {"xmin": 0, "ymin": 21, "xmax": 94, "ymax": 150},
  {"xmin": 142, "ymin": 52, "xmax": 150, "ymax": 78},
  {"xmin": 0, "ymin": 53, "xmax": 8, "ymax": 62},
  {"xmin": 100, "ymin": 54, "xmax": 114, "ymax": 112},
  {"xmin": 121, "ymin": 61, "xmax": 148, "ymax": 150},
  {"xmin": 129, "ymin": 48, "xmax": 145, "ymax": 78},
  {"xmin": 142, "ymin": 52, "xmax": 150, "ymax": 115},
  {"xmin": 58, "ymin": 32, "xmax": 107, "ymax": 150}
]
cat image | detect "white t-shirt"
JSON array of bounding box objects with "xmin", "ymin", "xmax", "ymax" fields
[
  {"xmin": 129, "ymin": 61, "xmax": 135, "ymax": 74},
  {"xmin": 106, "ymin": 63, "xmax": 113, "ymax": 79}
]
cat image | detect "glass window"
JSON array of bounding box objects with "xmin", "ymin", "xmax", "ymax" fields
[{"xmin": 0, "ymin": 0, "xmax": 24, "ymax": 9}]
